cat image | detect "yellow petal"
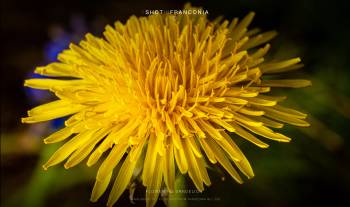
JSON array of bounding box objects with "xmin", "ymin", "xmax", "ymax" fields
[
  {"xmin": 90, "ymin": 172, "xmax": 112, "ymax": 202},
  {"xmin": 145, "ymin": 155, "xmax": 163, "ymax": 207},
  {"xmin": 27, "ymin": 100, "xmax": 71, "ymax": 116},
  {"xmin": 171, "ymin": 129, "xmax": 181, "ymax": 150},
  {"xmin": 35, "ymin": 63, "xmax": 78, "ymax": 77},
  {"xmin": 187, "ymin": 136, "xmax": 202, "ymax": 158},
  {"xmin": 261, "ymin": 58, "xmax": 301, "ymax": 73},
  {"xmin": 230, "ymin": 122, "xmax": 269, "ymax": 148},
  {"xmin": 197, "ymin": 105, "xmax": 226, "ymax": 117},
  {"xmin": 250, "ymin": 44, "xmax": 270, "ymax": 59},
  {"xmin": 260, "ymin": 79, "xmax": 312, "ymax": 88},
  {"xmin": 174, "ymin": 142, "xmax": 188, "ymax": 174},
  {"xmin": 107, "ymin": 151, "xmax": 140, "ymax": 207},
  {"xmin": 64, "ymin": 128, "xmax": 110, "ymax": 169},
  {"xmin": 177, "ymin": 116, "xmax": 191, "ymax": 136},
  {"xmin": 230, "ymin": 105, "xmax": 265, "ymax": 116},
  {"xmin": 210, "ymin": 118, "xmax": 236, "ymax": 132},
  {"xmin": 182, "ymin": 139, "xmax": 204, "ymax": 191},
  {"xmin": 130, "ymin": 135, "xmax": 147, "ymax": 162},
  {"xmin": 215, "ymin": 132, "xmax": 243, "ymax": 162},
  {"xmin": 24, "ymin": 78, "xmax": 86, "ymax": 90},
  {"xmin": 43, "ymin": 126, "xmax": 74, "ymax": 144},
  {"xmin": 231, "ymin": 12, "xmax": 255, "ymax": 41},
  {"xmin": 64, "ymin": 127, "xmax": 110, "ymax": 169},
  {"xmin": 22, "ymin": 104, "xmax": 84, "ymax": 123},
  {"xmin": 263, "ymin": 109, "xmax": 310, "ymax": 127},
  {"xmin": 196, "ymin": 156, "xmax": 211, "ymax": 186},
  {"xmin": 253, "ymin": 116, "xmax": 284, "ymax": 128},
  {"xmin": 198, "ymin": 138, "xmax": 217, "ymax": 164},
  {"xmin": 154, "ymin": 132, "xmax": 165, "ymax": 156},
  {"xmin": 65, "ymin": 144, "xmax": 95, "ymax": 169},
  {"xmin": 206, "ymin": 138, "xmax": 243, "ymax": 184},
  {"xmin": 87, "ymin": 150, "xmax": 103, "ymax": 167},
  {"xmin": 87, "ymin": 122, "xmax": 128, "ymax": 166},
  {"xmin": 256, "ymin": 94, "xmax": 286, "ymax": 102},
  {"xmin": 43, "ymin": 130, "xmax": 94, "ymax": 170},
  {"xmin": 142, "ymin": 133, "xmax": 157, "ymax": 186},
  {"xmin": 219, "ymin": 132, "xmax": 254, "ymax": 178},
  {"xmin": 269, "ymin": 104, "xmax": 307, "ymax": 119},
  {"xmin": 197, "ymin": 119, "xmax": 224, "ymax": 140},
  {"xmin": 244, "ymin": 97, "xmax": 277, "ymax": 106},
  {"xmin": 113, "ymin": 117, "xmax": 141, "ymax": 144},
  {"xmin": 96, "ymin": 143, "xmax": 128, "ymax": 181},
  {"xmin": 234, "ymin": 155, "xmax": 254, "ymax": 179},
  {"xmin": 233, "ymin": 112, "xmax": 263, "ymax": 127},
  {"xmin": 224, "ymin": 97, "xmax": 248, "ymax": 105},
  {"xmin": 163, "ymin": 143, "xmax": 175, "ymax": 192},
  {"xmin": 240, "ymin": 124, "xmax": 291, "ymax": 142},
  {"xmin": 241, "ymin": 30, "xmax": 277, "ymax": 50},
  {"xmin": 186, "ymin": 117, "xmax": 206, "ymax": 138}
]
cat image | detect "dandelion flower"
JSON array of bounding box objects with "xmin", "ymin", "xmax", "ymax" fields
[{"xmin": 22, "ymin": 4, "xmax": 311, "ymax": 207}]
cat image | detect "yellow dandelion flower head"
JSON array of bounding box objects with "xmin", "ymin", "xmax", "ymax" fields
[{"xmin": 22, "ymin": 4, "xmax": 311, "ymax": 207}]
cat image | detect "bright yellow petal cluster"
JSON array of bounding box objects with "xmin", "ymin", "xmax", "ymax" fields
[{"xmin": 22, "ymin": 4, "xmax": 310, "ymax": 207}]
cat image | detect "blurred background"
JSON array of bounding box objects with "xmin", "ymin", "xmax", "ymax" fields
[{"xmin": 1, "ymin": 0, "xmax": 349, "ymax": 206}]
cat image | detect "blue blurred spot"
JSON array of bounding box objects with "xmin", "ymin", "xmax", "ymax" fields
[
  {"xmin": 44, "ymin": 34, "xmax": 71, "ymax": 62},
  {"xmin": 51, "ymin": 117, "xmax": 66, "ymax": 129}
]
